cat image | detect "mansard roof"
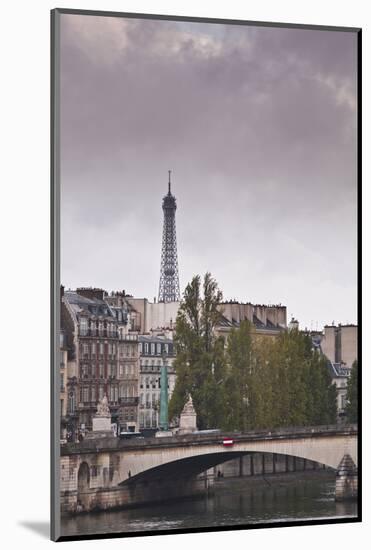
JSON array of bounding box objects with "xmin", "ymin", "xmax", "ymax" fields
[
  {"xmin": 218, "ymin": 315, "xmax": 284, "ymax": 332},
  {"xmin": 64, "ymin": 290, "xmax": 115, "ymax": 318}
]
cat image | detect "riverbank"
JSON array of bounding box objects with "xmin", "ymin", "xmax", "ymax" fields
[{"xmin": 212, "ymin": 468, "xmax": 335, "ymax": 493}]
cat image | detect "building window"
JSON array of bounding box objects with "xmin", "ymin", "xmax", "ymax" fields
[
  {"xmin": 60, "ymin": 373, "xmax": 64, "ymax": 391},
  {"xmin": 80, "ymin": 317, "xmax": 88, "ymax": 336},
  {"xmin": 91, "ymin": 386, "xmax": 96, "ymax": 402},
  {"xmin": 157, "ymin": 343, "xmax": 161, "ymax": 355},
  {"xmin": 145, "ymin": 343, "xmax": 149, "ymax": 354},
  {"xmin": 82, "ymin": 387, "xmax": 89, "ymax": 403},
  {"xmin": 99, "ymin": 386, "xmax": 104, "ymax": 400},
  {"xmin": 145, "ymin": 412, "xmax": 151, "ymax": 428},
  {"xmin": 151, "ymin": 343, "xmax": 155, "ymax": 355},
  {"xmin": 139, "ymin": 343, "xmax": 143, "ymax": 354},
  {"xmin": 68, "ymin": 391, "xmax": 75, "ymax": 414},
  {"xmin": 99, "ymin": 364, "xmax": 104, "ymax": 378}
]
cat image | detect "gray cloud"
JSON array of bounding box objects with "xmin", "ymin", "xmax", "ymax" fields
[{"xmin": 60, "ymin": 14, "xmax": 357, "ymax": 329}]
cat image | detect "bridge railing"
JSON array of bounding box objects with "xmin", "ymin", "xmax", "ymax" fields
[{"xmin": 61, "ymin": 423, "xmax": 357, "ymax": 456}]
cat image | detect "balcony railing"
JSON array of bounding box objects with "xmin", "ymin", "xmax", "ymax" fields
[
  {"xmin": 79, "ymin": 329, "xmax": 118, "ymax": 338},
  {"xmin": 119, "ymin": 397, "xmax": 139, "ymax": 406},
  {"xmin": 119, "ymin": 333, "xmax": 138, "ymax": 342}
]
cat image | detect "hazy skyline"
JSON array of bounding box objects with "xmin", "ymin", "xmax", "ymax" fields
[{"xmin": 60, "ymin": 14, "xmax": 358, "ymax": 330}]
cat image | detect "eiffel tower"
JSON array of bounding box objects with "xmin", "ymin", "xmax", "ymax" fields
[{"xmin": 158, "ymin": 171, "xmax": 180, "ymax": 303}]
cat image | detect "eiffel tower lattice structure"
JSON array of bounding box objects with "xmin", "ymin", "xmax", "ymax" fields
[{"xmin": 158, "ymin": 171, "xmax": 180, "ymax": 303}]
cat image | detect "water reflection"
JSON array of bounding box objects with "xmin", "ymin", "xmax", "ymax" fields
[{"xmin": 61, "ymin": 474, "xmax": 357, "ymax": 537}]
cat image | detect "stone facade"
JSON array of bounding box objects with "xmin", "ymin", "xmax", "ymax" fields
[
  {"xmin": 60, "ymin": 330, "xmax": 68, "ymax": 440},
  {"xmin": 335, "ymin": 454, "xmax": 358, "ymax": 501},
  {"xmin": 321, "ymin": 324, "xmax": 358, "ymax": 368},
  {"xmin": 138, "ymin": 332, "xmax": 176, "ymax": 431},
  {"xmin": 61, "ymin": 288, "xmax": 140, "ymax": 437},
  {"xmin": 126, "ymin": 297, "xmax": 179, "ymax": 333},
  {"xmin": 308, "ymin": 323, "xmax": 358, "ymax": 420}
]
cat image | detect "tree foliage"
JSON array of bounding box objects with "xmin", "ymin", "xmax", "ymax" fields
[
  {"xmin": 169, "ymin": 273, "xmax": 338, "ymax": 431},
  {"xmin": 169, "ymin": 273, "xmax": 225, "ymax": 429}
]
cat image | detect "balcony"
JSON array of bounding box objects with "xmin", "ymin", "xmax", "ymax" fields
[
  {"xmin": 104, "ymin": 331, "xmax": 118, "ymax": 339},
  {"xmin": 119, "ymin": 397, "xmax": 139, "ymax": 406},
  {"xmin": 79, "ymin": 329, "xmax": 118, "ymax": 339},
  {"xmin": 119, "ymin": 333, "xmax": 138, "ymax": 342}
]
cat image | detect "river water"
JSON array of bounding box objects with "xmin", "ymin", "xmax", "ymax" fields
[{"xmin": 61, "ymin": 473, "xmax": 357, "ymax": 537}]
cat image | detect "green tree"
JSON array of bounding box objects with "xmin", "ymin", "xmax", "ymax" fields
[
  {"xmin": 222, "ymin": 320, "xmax": 253, "ymax": 431},
  {"xmin": 345, "ymin": 360, "xmax": 358, "ymax": 423},
  {"xmin": 169, "ymin": 272, "xmax": 337, "ymax": 432},
  {"xmin": 169, "ymin": 273, "xmax": 225, "ymax": 429}
]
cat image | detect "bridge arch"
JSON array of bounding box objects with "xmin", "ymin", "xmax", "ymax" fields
[
  {"xmin": 115, "ymin": 431, "xmax": 357, "ymax": 485},
  {"xmin": 119, "ymin": 450, "xmax": 333, "ymax": 487}
]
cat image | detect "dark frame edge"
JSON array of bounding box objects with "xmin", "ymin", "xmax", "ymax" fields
[
  {"xmin": 51, "ymin": 7, "xmax": 61, "ymax": 543},
  {"xmin": 53, "ymin": 7, "xmax": 360, "ymax": 33},
  {"xmin": 356, "ymin": 27, "xmax": 362, "ymax": 523}
]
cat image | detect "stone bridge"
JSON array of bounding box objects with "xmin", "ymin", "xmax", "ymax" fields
[{"xmin": 60, "ymin": 425, "xmax": 358, "ymax": 514}]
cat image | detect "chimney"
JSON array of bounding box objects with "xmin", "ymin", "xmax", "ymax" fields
[
  {"xmin": 76, "ymin": 287, "xmax": 105, "ymax": 301},
  {"xmin": 60, "ymin": 284, "xmax": 65, "ymax": 298}
]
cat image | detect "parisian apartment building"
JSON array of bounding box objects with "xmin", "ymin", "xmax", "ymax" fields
[
  {"xmin": 138, "ymin": 332, "xmax": 176, "ymax": 433},
  {"xmin": 61, "ymin": 287, "xmax": 140, "ymax": 438}
]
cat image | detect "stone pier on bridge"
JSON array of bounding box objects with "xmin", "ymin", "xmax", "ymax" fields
[{"xmin": 60, "ymin": 424, "xmax": 358, "ymax": 514}]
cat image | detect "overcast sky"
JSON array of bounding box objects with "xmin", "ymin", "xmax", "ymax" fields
[{"xmin": 60, "ymin": 14, "xmax": 358, "ymax": 330}]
